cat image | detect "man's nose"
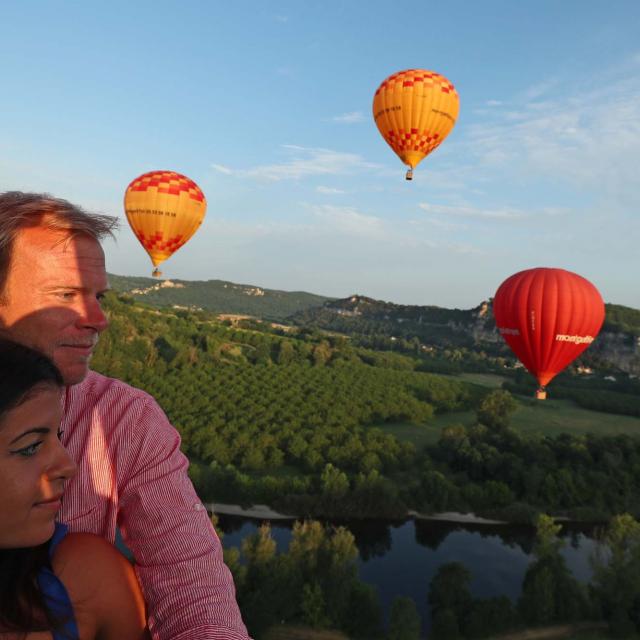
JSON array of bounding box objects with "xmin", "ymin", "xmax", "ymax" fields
[{"xmin": 78, "ymin": 298, "xmax": 109, "ymax": 332}]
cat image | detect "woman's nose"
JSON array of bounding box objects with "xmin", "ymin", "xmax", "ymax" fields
[{"xmin": 51, "ymin": 438, "xmax": 77, "ymax": 482}]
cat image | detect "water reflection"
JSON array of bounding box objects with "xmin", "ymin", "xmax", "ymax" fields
[{"xmin": 217, "ymin": 514, "xmax": 600, "ymax": 632}]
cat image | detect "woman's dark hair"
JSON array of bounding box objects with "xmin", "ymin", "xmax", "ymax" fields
[
  {"xmin": 0, "ymin": 339, "xmax": 64, "ymax": 418},
  {"xmin": 0, "ymin": 339, "xmax": 69, "ymax": 636}
]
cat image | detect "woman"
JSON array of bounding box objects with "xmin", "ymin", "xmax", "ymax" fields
[{"xmin": 0, "ymin": 339, "xmax": 148, "ymax": 639}]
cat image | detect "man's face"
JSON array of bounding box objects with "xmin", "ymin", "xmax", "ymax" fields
[{"xmin": 0, "ymin": 226, "xmax": 110, "ymax": 385}]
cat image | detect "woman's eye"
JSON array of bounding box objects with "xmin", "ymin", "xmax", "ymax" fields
[{"xmin": 14, "ymin": 442, "xmax": 43, "ymax": 457}]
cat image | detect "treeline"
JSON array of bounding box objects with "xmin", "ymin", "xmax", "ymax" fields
[
  {"xmin": 428, "ymin": 513, "xmax": 640, "ymax": 639},
  {"xmin": 504, "ymin": 370, "xmax": 640, "ymax": 418},
  {"xmin": 603, "ymin": 303, "xmax": 640, "ymax": 336},
  {"xmin": 222, "ymin": 513, "xmax": 640, "ymax": 639},
  {"xmin": 426, "ymin": 391, "xmax": 640, "ymax": 521}
]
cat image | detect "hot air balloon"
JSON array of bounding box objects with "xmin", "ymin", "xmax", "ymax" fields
[
  {"xmin": 493, "ymin": 268, "xmax": 605, "ymax": 399},
  {"xmin": 124, "ymin": 170, "xmax": 207, "ymax": 277},
  {"xmin": 372, "ymin": 69, "xmax": 459, "ymax": 180}
]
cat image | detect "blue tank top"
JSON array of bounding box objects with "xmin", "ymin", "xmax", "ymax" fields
[{"xmin": 36, "ymin": 522, "xmax": 79, "ymax": 640}]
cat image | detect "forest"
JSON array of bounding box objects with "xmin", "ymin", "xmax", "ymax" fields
[{"xmin": 92, "ymin": 294, "xmax": 640, "ymax": 523}]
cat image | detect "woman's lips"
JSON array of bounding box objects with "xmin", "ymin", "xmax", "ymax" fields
[{"xmin": 34, "ymin": 495, "xmax": 63, "ymax": 510}]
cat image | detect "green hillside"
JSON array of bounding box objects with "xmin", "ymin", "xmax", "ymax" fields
[
  {"xmin": 107, "ymin": 273, "xmax": 332, "ymax": 320},
  {"xmin": 289, "ymin": 294, "xmax": 486, "ymax": 348}
]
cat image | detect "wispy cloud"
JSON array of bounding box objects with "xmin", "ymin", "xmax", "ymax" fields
[
  {"xmin": 236, "ymin": 145, "xmax": 379, "ymax": 181},
  {"xmin": 485, "ymin": 99, "xmax": 503, "ymax": 107},
  {"xmin": 419, "ymin": 202, "xmax": 527, "ymax": 219},
  {"xmin": 211, "ymin": 163, "xmax": 233, "ymax": 175},
  {"xmin": 316, "ymin": 185, "xmax": 345, "ymax": 194},
  {"xmin": 308, "ymin": 203, "xmax": 385, "ymax": 237},
  {"xmin": 466, "ymin": 65, "xmax": 640, "ymax": 206},
  {"xmin": 423, "ymin": 217, "xmax": 467, "ymax": 231},
  {"xmin": 331, "ymin": 111, "xmax": 365, "ymax": 124},
  {"xmin": 521, "ymin": 77, "xmax": 561, "ymax": 101},
  {"xmin": 275, "ymin": 15, "xmax": 288, "ymax": 22}
]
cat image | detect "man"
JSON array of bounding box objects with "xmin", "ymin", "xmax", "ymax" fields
[{"xmin": 0, "ymin": 191, "xmax": 250, "ymax": 640}]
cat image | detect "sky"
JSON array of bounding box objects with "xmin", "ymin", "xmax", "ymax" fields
[{"xmin": 1, "ymin": 1, "xmax": 639, "ymax": 309}]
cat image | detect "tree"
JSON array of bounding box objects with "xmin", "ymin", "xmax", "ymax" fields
[
  {"xmin": 591, "ymin": 514, "xmax": 640, "ymax": 636},
  {"xmin": 277, "ymin": 340, "xmax": 295, "ymax": 365},
  {"xmin": 518, "ymin": 514, "xmax": 587, "ymax": 626},
  {"xmin": 476, "ymin": 389, "xmax": 517, "ymax": 431},
  {"xmin": 428, "ymin": 562, "xmax": 472, "ymax": 638},
  {"xmin": 388, "ymin": 596, "xmax": 421, "ymax": 640},
  {"xmin": 431, "ymin": 608, "xmax": 463, "ymax": 640},
  {"xmin": 300, "ymin": 582, "xmax": 328, "ymax": 628}
]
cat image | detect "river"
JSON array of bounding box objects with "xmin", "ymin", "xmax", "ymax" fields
[{"xmin": 216, "ymin": 514, "xmax": 602, "ymax": 634}]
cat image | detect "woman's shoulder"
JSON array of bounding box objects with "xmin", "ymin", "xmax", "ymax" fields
[
  {"xmin": 53, "ymin": 530, "xmax": 133, "ymax": 573},
  {"xmin": 52, "ymin": 532, "xmax": 148, "ymax": 639}
]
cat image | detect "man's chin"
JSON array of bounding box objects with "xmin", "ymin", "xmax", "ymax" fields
[{"xmin": 56, "ymin": 361, "xmax": 91, "ymax": 386}]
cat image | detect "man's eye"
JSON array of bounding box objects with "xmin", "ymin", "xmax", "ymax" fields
[
  {"xmin": 57, "ymin": 292, "xmax": 76, "ymax": 301},
  {"xmin": 13, "ymin": 442, "xmax": 43, "ymax": 457}
]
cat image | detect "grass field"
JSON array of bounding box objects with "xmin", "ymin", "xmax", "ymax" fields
[
  {"xmin": 372, "ymin": 396, "xmax": 640, "ymax": 447},
  {"xmin": 445, "ymin": 372, "xmax": 509, "ymax": 388}
]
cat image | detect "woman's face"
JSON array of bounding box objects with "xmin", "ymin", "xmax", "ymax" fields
[{"xmin": 0, "ymin": 386, "xmax": 76, "ymax": 548}]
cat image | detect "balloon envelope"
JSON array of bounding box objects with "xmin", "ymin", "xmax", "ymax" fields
[
  {"xmin": 493, "ymin": 268, "xmax": 605, "ymax": 392},
  {"xmin": 372, "ymin": 69, "xmax": 459, "ymax": 178},
  {"xmin": 124, "ymin": 170, "xmax": 206, "ymax": 275}
]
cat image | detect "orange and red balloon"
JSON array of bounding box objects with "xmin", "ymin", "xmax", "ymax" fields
[
  {"xmin": 372, "ymin": 69, "xmax": 460, "ymax": 180},
  {"xmin": 124, "ymin": 170, "xmax": 207, "ymax": 277}
]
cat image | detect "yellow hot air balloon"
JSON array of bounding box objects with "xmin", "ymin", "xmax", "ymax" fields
[
  {"xmin": 124, "ymin": 170, "xmax": 207, "ymax": 277},
  {"xmin": 372, "ymin": 69, "xmax": 460, "ymax": 180}
]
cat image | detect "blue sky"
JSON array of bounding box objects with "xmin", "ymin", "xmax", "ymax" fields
[{"xmin": 1, "ymin": 1, "xmax": 638, "ymax": 308}]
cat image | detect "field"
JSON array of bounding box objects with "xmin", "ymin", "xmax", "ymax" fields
[
  {"xmin": 373, "ymin": 396, "xmax": 640, "ymax": 448},
  {"xmin": 446, "ymin": 372, "xmax": 509, "ymax": 388}
]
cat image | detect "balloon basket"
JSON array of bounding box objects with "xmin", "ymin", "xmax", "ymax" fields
[
  {"xmin": 152, "ymin": 268, "xmax": 163, "ymax": 278},
  {"xmin": 535, "ymin": 388, "xmax": 547, "ymax": 400},
  {"xmin": 405, "ymin": 168, "xmax": 413, "ymax": 181}
]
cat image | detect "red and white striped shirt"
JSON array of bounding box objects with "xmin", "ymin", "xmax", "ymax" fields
[{"xmin": 59, "ymin": 370, "xmax": 250, "ymax": 640}]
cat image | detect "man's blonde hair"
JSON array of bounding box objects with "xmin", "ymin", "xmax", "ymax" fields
[{"xmin": 0, "ymin": 191, "xmax": 119, "ymax": 299}]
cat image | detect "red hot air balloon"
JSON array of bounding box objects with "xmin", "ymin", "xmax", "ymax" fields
[{"xmin": 493, "ymin": 268, "xmax": 605, "ymax": 399}]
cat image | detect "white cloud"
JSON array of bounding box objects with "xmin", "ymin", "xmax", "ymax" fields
[
  {"xmin": 308, "ymin": 204, "xmax": 385, "ymax": 237},
  {"xmin": 211, "ymin": 163, "xmax": 233, "ymax": 175},
  {"xmin": 485, "ymin": 99, "xmax": 503, "ymax": 107},
  {"xmin": 331, "ymin": 111, "xmax": 365, "ymax": 124},
  {"xmin": 275, "ymin": 15, "xmax": 288, "ymax": 22},
  {"xmin": 316, "ymin": 185, "xmax": 345, "ymax": 194},
  {"xmin": 419, "ymin": 202, "xmax": 527, "ymax": 219},
  {"xmin": 423, "ymin": 217, "xmax": 467, "ymax": 231},
  {"xmin": 522, "ymin": 77, "xmax": 560, "ymax": 101},
  {"xmin": 241, "ymin": 145, "xmax": 379, "ymax": 181},
  {"xmin": 465, "ymin": 66, "xmax": 640, "ymax": 206}
]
